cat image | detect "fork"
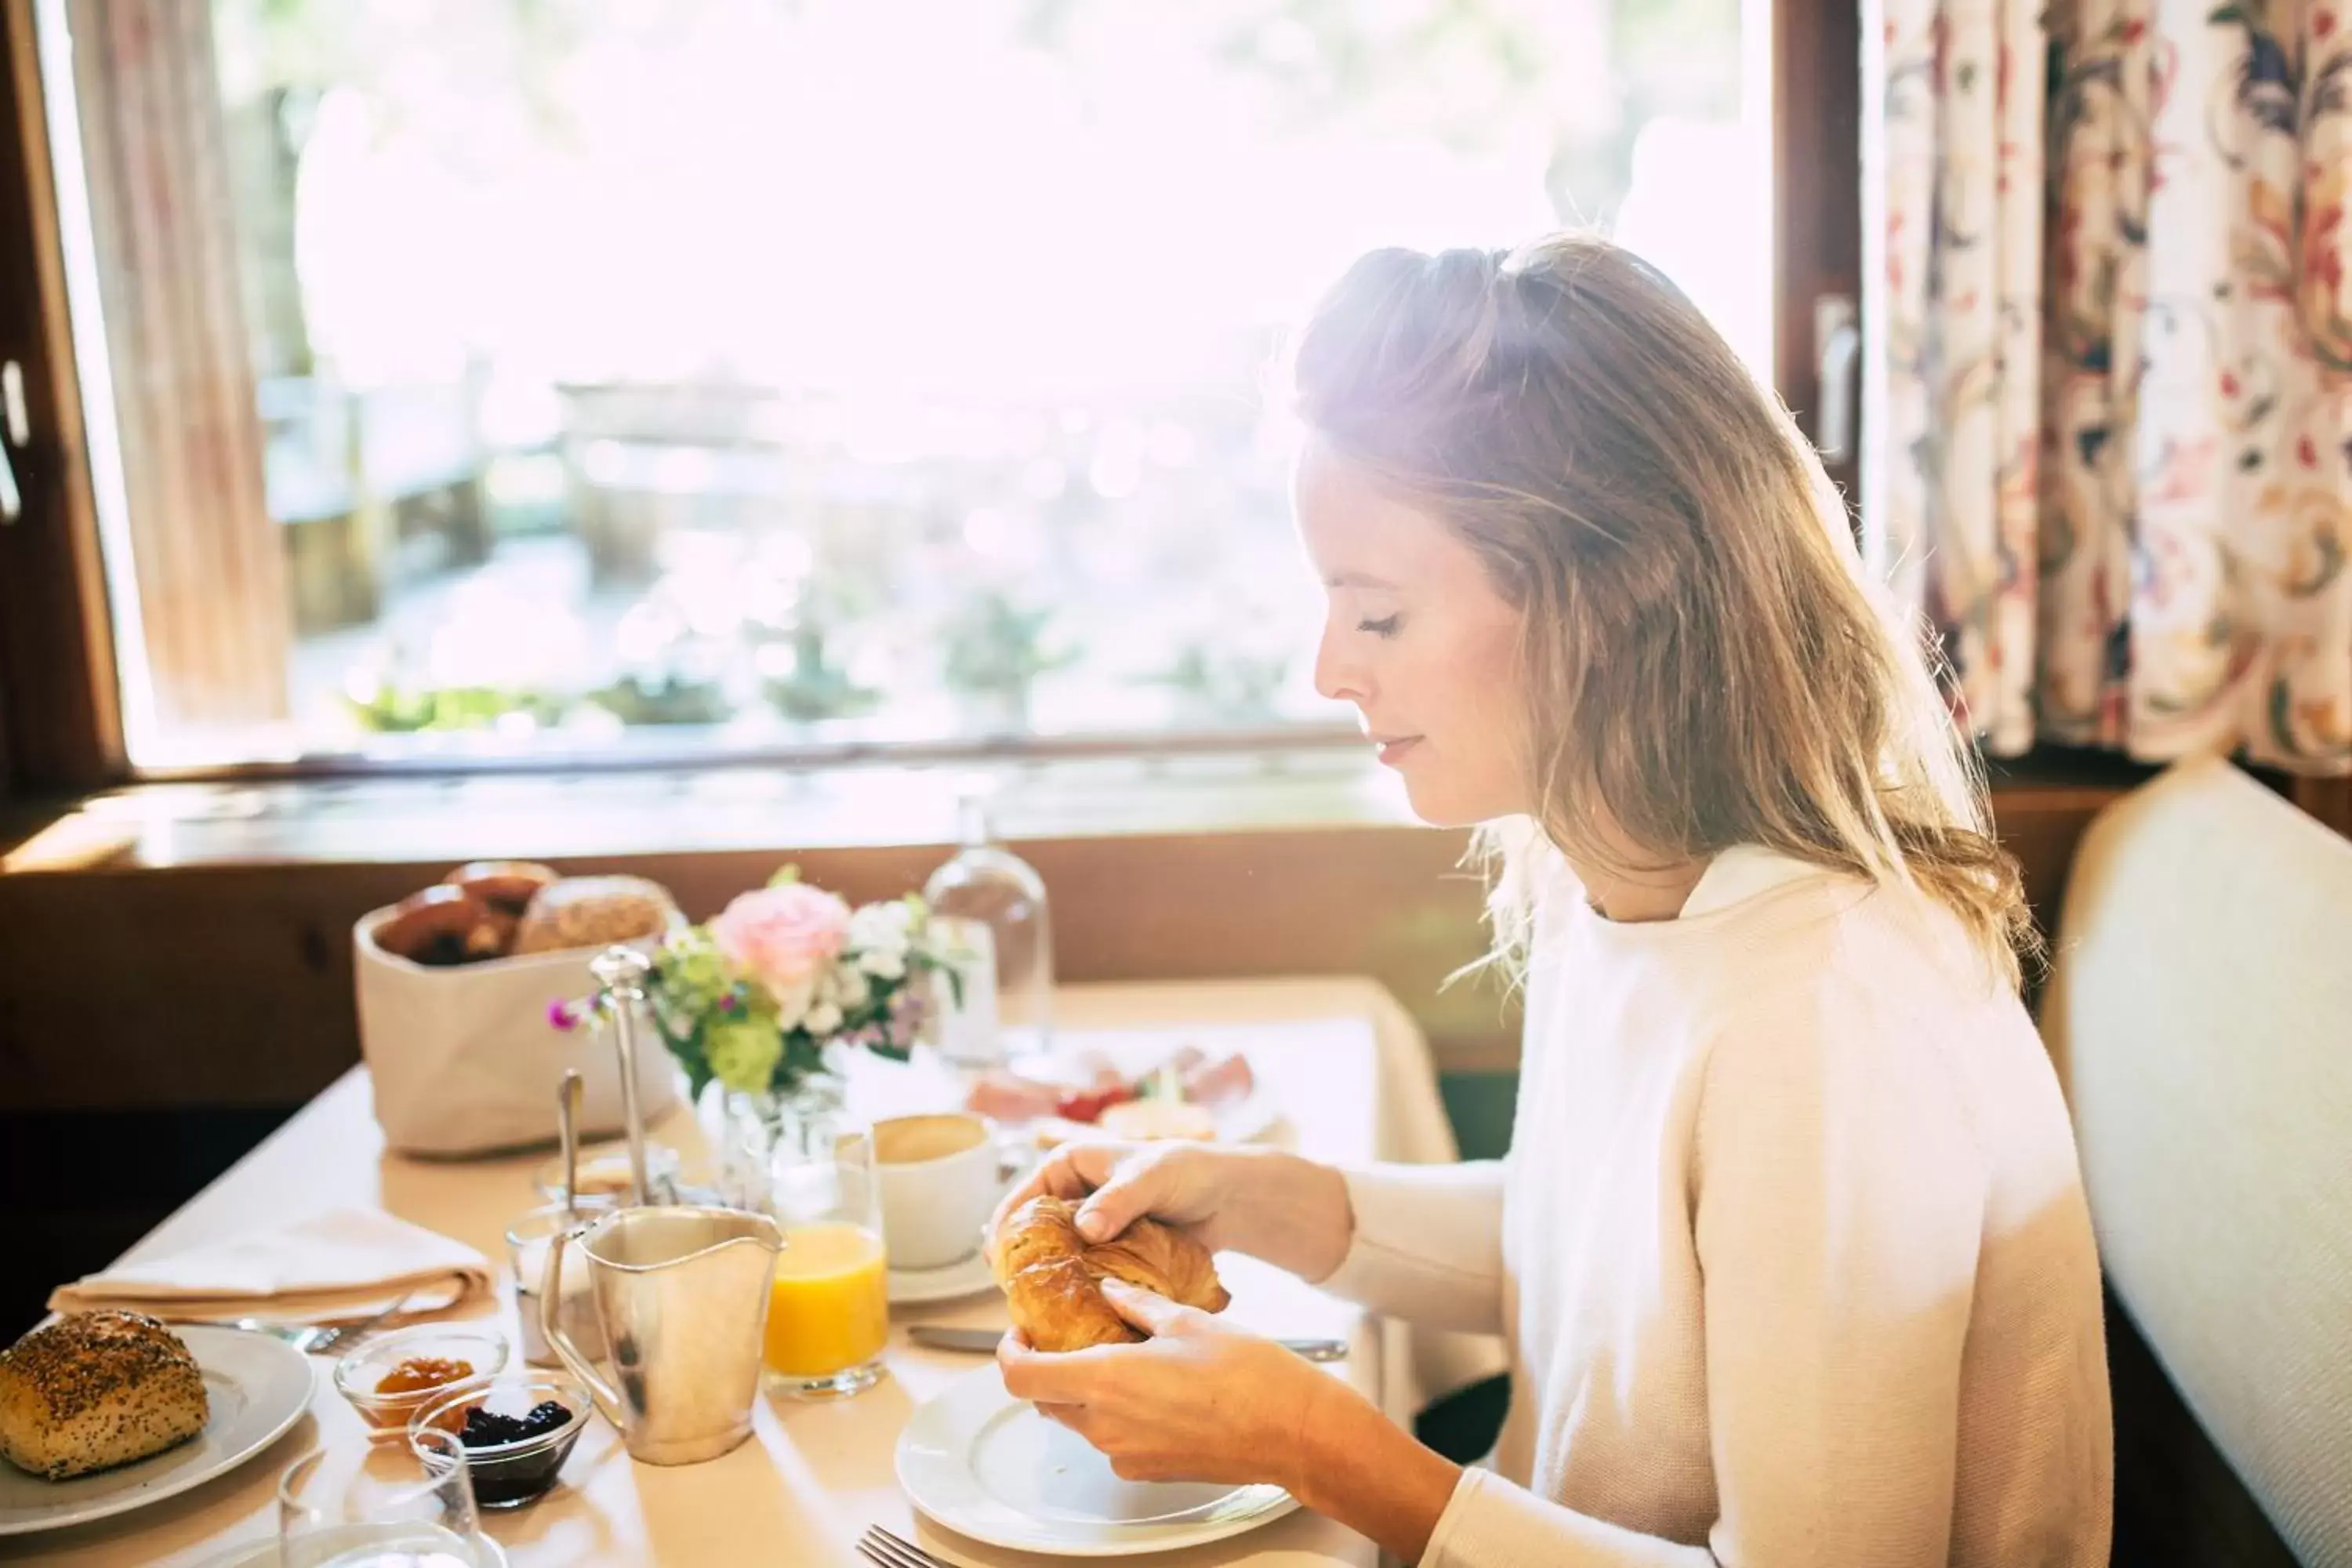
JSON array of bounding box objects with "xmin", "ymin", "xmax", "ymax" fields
[
  {"xmin": 229, "ymin": 1289, "xmax": 419, "ymax": 1356},
  {"xmin": 857, "ymin": 1524, "xmax": 953, "ymax": 1568}
]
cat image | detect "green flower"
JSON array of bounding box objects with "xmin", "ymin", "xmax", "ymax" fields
[
  {"xmin": 654, "ymin": 927, "xmax": 729, "ymax": 1014},
  {"xmin": 705, "ymin": 1014, "xmax": 785, "ymax": 1094}
]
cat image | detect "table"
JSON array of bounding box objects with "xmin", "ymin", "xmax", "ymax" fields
[{"xmin": 10, "ymin": 978, "xmax": 1490, "ymax": 1566}]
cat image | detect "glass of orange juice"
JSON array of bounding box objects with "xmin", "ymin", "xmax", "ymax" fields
[{"xmin": 760, "ymin": 1120, "xmax": 890, "ymax": 1400}]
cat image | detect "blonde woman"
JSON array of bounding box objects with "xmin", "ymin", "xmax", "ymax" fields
[{"xmin": 993, "ymin": 236, "xmax": 2113, "ymax": 1566}]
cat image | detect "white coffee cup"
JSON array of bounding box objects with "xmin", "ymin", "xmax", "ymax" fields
[{"xmin": 873, "ymin": 1112, "xmax": 1012, "ymax": 1272}]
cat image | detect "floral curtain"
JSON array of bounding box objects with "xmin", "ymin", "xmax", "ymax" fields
[{"xmin": 1866, "ymin": 0, "xmax": 2352, "ymax": 775}]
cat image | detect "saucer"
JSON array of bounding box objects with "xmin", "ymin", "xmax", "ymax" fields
[{"xmin": 888, "ymin": 1250, "xmax": 1000, "ymax": 1305}]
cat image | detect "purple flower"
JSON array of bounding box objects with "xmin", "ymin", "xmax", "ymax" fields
[
  {"xmin": 719, "ymin": 991, "xmax": 741, "ymax": 1014},
  {"xmin": 547, "ymin": 1000, "xmax": 577, "ymax": 1031}
]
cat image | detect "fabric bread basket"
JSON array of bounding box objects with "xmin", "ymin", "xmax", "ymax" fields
[{"xmin": 354, "ymin": 905, "xmax": 680, "ymax": 1156}]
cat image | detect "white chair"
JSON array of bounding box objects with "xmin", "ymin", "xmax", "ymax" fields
[{"xmin": 2042, "ymin": 754, "xmax": 2352, "ymax": 1566}]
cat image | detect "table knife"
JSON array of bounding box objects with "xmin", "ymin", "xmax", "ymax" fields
[{"xmin": 908, "ymin": 1324, "xmax": 1348, "ymax": 1362}]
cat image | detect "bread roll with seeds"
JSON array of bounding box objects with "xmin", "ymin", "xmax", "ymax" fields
[{"xmin": 0, "ymin": 1312, "xmax": 209, "ymax": 1480}]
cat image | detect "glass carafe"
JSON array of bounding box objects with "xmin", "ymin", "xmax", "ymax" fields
[{"xmin": 922, "ymin": 786, "xmax": 1053, "ymax": 1069}]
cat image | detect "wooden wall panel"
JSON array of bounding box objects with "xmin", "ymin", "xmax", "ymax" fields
[
  {"xmin": 2288, "ymin": 775, "xmax": 2351, "ymax": 840},
  {"xmin": 0, "ymin": 826, "xmax": 1500, "ymax": 1112},
  {"xmin": 2107, "ymin": 1294, "xmax": 2299, "ymax": 1566}
]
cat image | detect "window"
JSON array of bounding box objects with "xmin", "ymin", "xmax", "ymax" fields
[{"xmin": 30, "ymin": 0, "xmax": 1769, "ymax": 773}]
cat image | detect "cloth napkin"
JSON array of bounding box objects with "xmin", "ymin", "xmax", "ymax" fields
[{"xmin": 49, "ymin": 1207, "xmax": 494, "ymax": 1325}]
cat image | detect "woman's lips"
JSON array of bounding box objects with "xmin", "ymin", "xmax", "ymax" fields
[{"xmin": 1374, "ymin": 737, "xmax": 1421, "ymax": 767}]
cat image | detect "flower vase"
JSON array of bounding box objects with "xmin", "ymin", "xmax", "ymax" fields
[{"xmin": 711, "ymin": 1069, "xmax": 850, "ymax": 1214}]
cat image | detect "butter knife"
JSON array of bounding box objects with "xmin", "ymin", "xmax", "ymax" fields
[{"xmin": 909, "ymin": 1324, "xmax": 1348, "ymax": 1362}]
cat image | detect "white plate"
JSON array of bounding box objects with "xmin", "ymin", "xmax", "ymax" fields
[
  {"xmin": 0, "ymin": 1325, "xmax": 314, "ymax": 1537},
  {"xmin": 896, "ymin": 1365, "xmax": 1297, "ymax": 1557},
  {"xmin": 889, "ymin": 1251, "xmax": 1001, "ymax": 1306},
  {"xmin": 1028, "ymin": 1086, "xmax": 1283, "ymax": 1155}
]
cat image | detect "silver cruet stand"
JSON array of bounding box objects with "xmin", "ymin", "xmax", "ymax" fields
[{"xmin": 589, "ymin": 944, "xmax": 657, "ymax": 1209}]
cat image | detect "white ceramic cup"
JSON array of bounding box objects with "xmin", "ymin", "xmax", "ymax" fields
[{"xmin": 873, "ymin": 1112, "xmax": 1011, "ymax": 1272}]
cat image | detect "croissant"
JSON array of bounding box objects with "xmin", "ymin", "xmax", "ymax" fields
[{"xmin": 991, "ymin": 1196, "xmax": 1230, "ymax": 1352}]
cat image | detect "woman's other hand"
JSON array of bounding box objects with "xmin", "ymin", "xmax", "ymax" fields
[
  {"xmin": 996, "ymin": 1279, "xmax": 1344, "ymax": 1487},
  {"xmin": 997, "ymin": 1280, "xmax": 1462, "ymax": 1560}
]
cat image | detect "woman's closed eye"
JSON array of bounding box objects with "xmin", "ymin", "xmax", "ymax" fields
[{"xmin": 1356, "ymin": 614, "xmax": 1403, "ymax": 638}]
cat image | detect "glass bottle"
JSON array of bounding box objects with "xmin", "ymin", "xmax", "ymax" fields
[{"xmin": 921, "ymin": 786, "xmax": 1053, "ymax": 1069}]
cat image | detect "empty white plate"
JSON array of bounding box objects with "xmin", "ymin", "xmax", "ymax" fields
[
  {"xmin": 0, "ymin": 1324, "xmax": 314, "ymax": 1537},
  {"xmin": 895, "ymin": 1365, "xmax": 1297, "ymax": 1556}
]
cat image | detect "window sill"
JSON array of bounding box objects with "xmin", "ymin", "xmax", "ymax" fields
[
  {"xmin": 2, "ymin": 740, "xmax": 2159, "ymax": 876},
  {"xmin": 3, "ymin": 744, "xmax": 1426, "ymax": 873}
]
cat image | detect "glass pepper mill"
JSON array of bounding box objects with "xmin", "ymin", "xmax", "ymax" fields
[{"xmin": 922, "ymin": 783, "xmax": 1054, "ymax": 1070}]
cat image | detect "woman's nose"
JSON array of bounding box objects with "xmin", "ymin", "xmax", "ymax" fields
[{"xmin": 1313, "ymin": 625, "xmax": 1367, "ymax": 705}]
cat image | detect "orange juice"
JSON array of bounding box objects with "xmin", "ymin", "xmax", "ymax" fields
[{"xmin": 763, "ymin": 1222, "xmax": 890, "ymax": 1377}]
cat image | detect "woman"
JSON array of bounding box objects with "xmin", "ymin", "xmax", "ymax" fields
[{"xmin": 992, "ymin": 235, "xmax": 2113, "ymax": 1566}]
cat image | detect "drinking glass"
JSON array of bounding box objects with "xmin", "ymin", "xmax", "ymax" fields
[
  {"xmin": 278, "ymin": 1428, "xmax": 492, "ymax": 1567},
  {"xmin": 760, "ymin": 1116, "xmax": 890, "ymax": 1400},
  {"xmin": 504, "ymin": 1196, "xmax": 615, "ymax": 1367}
]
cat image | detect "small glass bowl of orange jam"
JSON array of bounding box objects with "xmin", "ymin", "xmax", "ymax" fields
[{"xmin": 333, "ymin": 1323, "xmax": 507, "ymax": 1442}]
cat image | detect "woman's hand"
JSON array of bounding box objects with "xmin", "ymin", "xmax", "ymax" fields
[
  {"xmin": 988, "ymin": 1140, "xmax": 1354, "ymax": 1281},
  {"xmin": 996, "ymin": 1282, "xmax": 1463, "ymax": 1561},
  {"xmin": 990, "ymin": 1140, "xmax": 1248, "ymax": 1253},
  {"xmin": 996, "ymin": 1279, "xmax": 1346, "ymax": 1488}
]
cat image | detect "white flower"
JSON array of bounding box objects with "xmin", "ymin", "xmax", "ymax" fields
[
  {"xmin": 769, "ymin": 976, "xmax": 816, "ymax": 1032},
  {"xmin": 830, "ymin": 964, "xmax": 872, "ymax": 1010},
  {"xmin": 803, "ymin": 1001, "xmax": 844, "ymax": 1037},
  {"xmin": 849, "ymin": 902, "xmax": 913, "ymax": 956},
  {"xmin": 860, "ymin": 948, "xmax": 906, "ymax": 981}
]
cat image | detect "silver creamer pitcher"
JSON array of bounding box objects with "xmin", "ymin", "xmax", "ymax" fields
[{"xmin": 543, "ymin": 1205, "xmax": 782, "ymax": 1465}]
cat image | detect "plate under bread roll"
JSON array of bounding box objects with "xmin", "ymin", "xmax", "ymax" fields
[{"xmin": 0, "ymin": 1325, "xmax": 314, "ymax": 1539}]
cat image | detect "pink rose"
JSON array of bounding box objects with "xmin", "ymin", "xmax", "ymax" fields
[{"xmin": 707, "ymin": 883, "xmax": 851, "ymax": 1018}]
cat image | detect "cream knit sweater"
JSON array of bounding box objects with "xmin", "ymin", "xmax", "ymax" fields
[{"xmin": 1319, "ymin": 848, "xmax": 2113, "ymax": 1566}]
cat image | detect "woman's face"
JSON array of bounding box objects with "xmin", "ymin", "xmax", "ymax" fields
[{"xmin": 1293, "ymin": 437, "xmax": 1532, "ymax": 826}]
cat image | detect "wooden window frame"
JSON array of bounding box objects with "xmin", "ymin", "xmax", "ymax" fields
[
  {"xmin": 0, "ymin": 0, "xmax": 119, "ymax": 798},
  {"xmin": 1774, "ymin": 0, "xmax": 1863, "ymax": 510}
]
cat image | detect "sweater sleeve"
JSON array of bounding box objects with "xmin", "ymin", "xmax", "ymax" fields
[
  {"xmin": 1313, "ymin": 1161, "xmax": 1506, "ymax": 1334},
  {"xmin": 1416, "ymin": 999, "xmax": 1987, "ymax": 1567}
]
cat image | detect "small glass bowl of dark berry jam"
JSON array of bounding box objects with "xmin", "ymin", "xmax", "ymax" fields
[{"xmin": 408, "ymin": 1372, "xmax": 590, "ymax": 1509}]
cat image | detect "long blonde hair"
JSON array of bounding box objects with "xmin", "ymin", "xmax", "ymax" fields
[{"xmin": 1290, "ymin": 234, "xmax": 2034, "ymax": 989}]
